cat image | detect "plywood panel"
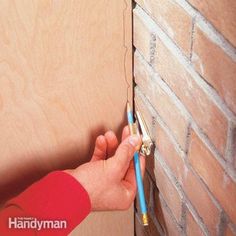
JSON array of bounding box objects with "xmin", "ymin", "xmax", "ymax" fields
[
  {"xmin": 70, "ymin": 210, "xmax": 134, "ymax": 236},
  {"xmin": 0, "ymin": 0, "xmax": 133, "ymax": 235}
]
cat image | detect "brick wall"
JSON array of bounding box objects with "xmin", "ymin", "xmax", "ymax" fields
[{"xmin": 133, "ymin": 0, "xmax": 236, "ymax": 235}]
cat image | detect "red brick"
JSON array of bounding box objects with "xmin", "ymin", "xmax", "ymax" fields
[
  {"xmin": 145, "ymin": 152, "xmax": 156, "ymax": 182},
  {"xmin": 186, "ymin": 210, "xmax": 205, "ymax": 236},
  {"xmin": 155, "ymin": 124, "xmax": 220, "ymax": 234},
  {"xmin": 153, "ymin": 189, "xmax": 181, "ymax": 236},
  {"xmin": 225, "ymin": 224, "xmax": 236, "ymax": 236},
  {"xmin": 154, "ymin": 38, "xmax": 228, "ymax": 157},
  {"xmin": 155, "ymin": 123, "xmax": 186, "ymax": 184},
  {"xmin": 153, "ymin": 190, "xmax": 166, "ymax": 233},
  {"xmin": 192, "ymin": 26, "xmax": 236, "ymax": 114},
  {"xmin": 143, "ymin": 173, "xmax": 151, "ymax": 206},
  {"xmin": 154, "ymin": 158, "xmax": 182, "ymax": 222},
  {"xmin": 183, "ymin": 168, "xmax": 220, "ymax": 235},
  {"xmin": 133, "ymin": 9, "xmax": 153, "ymax": 64},
  {"xmin": 189, "ymin": 130, "xmax": 236, "ymax": 224},
  {"xmin": 188, "ymin": 0, "xmax": 236, "ymax": 47},
  {"xmin": 135, "ymin": 0, "xmax": 192, "ymax": 56},
  {"xmin": 134, "ymin": 88, "xmax": 155, "ymax": 137},
  {"xmin": 234, "ymin": 128, "xmax": 236, "ymax": 169},
  {"xmin": 134, "ymin": 53, "xmax": 189, "ymax": 150}
]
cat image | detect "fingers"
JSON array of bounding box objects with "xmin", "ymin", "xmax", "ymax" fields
[
  {"xmin": 121, "ymin": 125, "xmax": 130, "ymax": 141},
  {"xmin": 90, "ymin": 135, "xmax": 107, "ymax": 162},
  {"xmin": 124, "ymin": 161, "xmax": 136, "ymax": 189},
  {"xmin": 91, "ymin": 126, "xmax": 136, "ymax": 164},
  {"xmin": 124, "ymin": 154, "xmax": 146, "ymax": 191},
  {"xmin": 122, "ymin": 156, "xmax": 145, "ymax": 209},
  {"xmin": 104, "ymin": 131, "xmax": 119, "ymax": 157},
  {"xmin": 113, "ymin": 135, "xmax": 141, "ymax": 175},
  {"xmin": 121, "ymin": 154, "xmax": 146, "ymax": 209}
]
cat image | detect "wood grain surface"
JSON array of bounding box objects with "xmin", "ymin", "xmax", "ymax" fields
[{"xmin": 0, "ymin": 0, "xmax": 133, "ymax": 235}]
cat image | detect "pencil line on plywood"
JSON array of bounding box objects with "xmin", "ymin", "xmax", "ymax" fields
[{"xmin": 123, "ymin": 0, "xmax": 131, "ymax": 103}]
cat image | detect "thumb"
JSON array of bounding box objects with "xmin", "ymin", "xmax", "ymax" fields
[{"xmin": 113, "ymin": 135, "xmax": 141, "ymax": 172}]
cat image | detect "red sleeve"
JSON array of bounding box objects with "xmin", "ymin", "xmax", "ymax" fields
[{"xmin": 0, "ymin": 171, "xmax": 91, "ymax": 236}]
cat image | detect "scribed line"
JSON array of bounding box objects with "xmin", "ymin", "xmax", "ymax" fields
[{"xmin": 122, "ymin": 0, "xmax": 131, "ymax": 103}]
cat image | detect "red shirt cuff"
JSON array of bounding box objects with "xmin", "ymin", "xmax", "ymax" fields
[{"xmin": 1, "ymin": 171, "xmax": 91, "ymax": 235}]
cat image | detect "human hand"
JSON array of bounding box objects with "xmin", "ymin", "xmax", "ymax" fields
[{"xmin": 65, "ymin": 126, "xmax": 145, "ymax": 211}]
